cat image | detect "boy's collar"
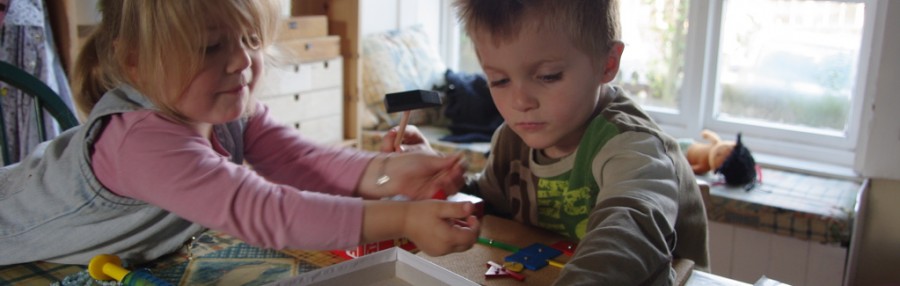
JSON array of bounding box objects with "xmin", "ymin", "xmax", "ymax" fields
[{"xmin": 594, "ymin": 85, "xmax": 617, "ymax": 116}]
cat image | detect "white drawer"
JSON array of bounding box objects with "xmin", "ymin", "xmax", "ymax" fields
[
  {"xmin": 256, "ymin": 57, "xmax": 342, "ymax": 97},
  {"xmin": 297, "ymin": 115, "xmax": 343, "ymax": 145},
  {"xmin": 261, "ymin": 88, "xmax": 342, "ymax": 123},
  {"xmin": 310, "ymin": 57, "xmax": 342, "ymax": 90},
  {"xmin": 257, "ymin": 63, "xmax": 312, "ymax": 96}
]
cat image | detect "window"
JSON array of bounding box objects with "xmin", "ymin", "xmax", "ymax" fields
[{"xmin": 439, "ymin": 0, "xmax": 884, "ymax": 173}]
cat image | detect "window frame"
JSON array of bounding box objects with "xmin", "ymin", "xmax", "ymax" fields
[{"xmin": 436, "ymin": 0, "xmax": 885, "ymax": 175}]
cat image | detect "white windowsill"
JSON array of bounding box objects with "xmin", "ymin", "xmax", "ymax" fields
[{"xmin": 752, "ymin": 152, "xmax": 862, "ymax": 182}]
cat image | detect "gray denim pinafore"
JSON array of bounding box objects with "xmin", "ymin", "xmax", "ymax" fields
[{"xmin": 0, "ymin": 85, "xmax": 246, "ymax": 265}]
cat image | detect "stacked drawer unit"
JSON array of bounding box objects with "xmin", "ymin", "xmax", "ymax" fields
[
  {"xmin": 255, "ymin": 16, "xmax": 344, "ymax": 145},
  {"xmin": 256, "ymin": 58, "xmax": 344, "ymax": 145},
  {"xmin": 275, "ymin": 15, "xmax": 341, "ymax": 61}
]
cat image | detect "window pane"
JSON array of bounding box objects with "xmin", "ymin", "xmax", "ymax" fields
[
  {"xmin": 716, "ymin": 0, "xmax": 864, "ymax": 134},
  {"xmin": 614, "ymin": 0, "xmax": 690, "ymax": 110},
  {"xmin": 458, "ymin": 27, "xmax": 483, "ymax": 74}
]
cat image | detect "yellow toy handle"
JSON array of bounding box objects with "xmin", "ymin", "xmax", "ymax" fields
[{"xmin": 88, "ymin": 254, "xmax": 130, "ymax": 282}]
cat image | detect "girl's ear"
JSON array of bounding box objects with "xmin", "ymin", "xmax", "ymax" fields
[
  {"xmin": 123, "ymin": 53, "xmax": 140, "ymax": 83},
  {"xmin": 599, "ymin": 41, "xmax": 625, "ymax": 83},
  {"xmin": 113, "ymin": 40, "xmax": 140, "ymax": 82}
]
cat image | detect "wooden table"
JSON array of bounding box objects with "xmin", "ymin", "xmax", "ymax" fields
[
  {"xmin": 417, "ymin": 215, "xmax": 568, "ymax": 285},
  {"xmin": 416, "ymin": 215, "xmax": 743, "ymax": 286}
]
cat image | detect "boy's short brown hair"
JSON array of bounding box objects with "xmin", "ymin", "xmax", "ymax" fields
[{"xmin": 454, "ymin": 0, "xmax": 620, "ymax": 64}]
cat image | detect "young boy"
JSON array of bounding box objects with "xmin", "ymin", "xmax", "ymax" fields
[{"xmin": 386, "ymin": 0, "xmax": 709, "ymax": 284}]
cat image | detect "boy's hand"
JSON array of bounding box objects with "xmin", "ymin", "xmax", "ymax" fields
[
  {"xmin": 404, "ymin": 201, "xmax": 481, "ymax": 256},
  {"xmin": 382, "ymin": 125, "xmax": 433, "ymax": 153}
]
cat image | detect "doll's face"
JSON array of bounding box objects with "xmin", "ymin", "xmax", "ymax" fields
[
  {"xmin": 711, "ymin": 144, "xmax": 735, "ymax": 170},
  {"xmin": 0, "ymin": 0, "xmax": 10, "ymax": 28}
]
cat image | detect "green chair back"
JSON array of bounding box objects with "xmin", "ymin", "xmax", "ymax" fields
[{"xmin": 0, "ymin": 61, "xmax": 79, "ymax": 165}]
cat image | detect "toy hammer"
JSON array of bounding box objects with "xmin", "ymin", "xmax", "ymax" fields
[{"xmin": 384, "ymin": 90, "xmax": 442, "ymax": 150}]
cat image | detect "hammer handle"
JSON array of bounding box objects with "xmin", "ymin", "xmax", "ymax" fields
[{"xmin": 394, "ymin": 111, "xmax": 411, "ymax": 150}]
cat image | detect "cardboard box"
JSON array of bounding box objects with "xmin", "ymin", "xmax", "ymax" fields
[
  {"xmin": 279, "ymin": 35, "xmax": 341, "ymax": 62},
  {"xmin": 272, "ymin": 247, "xmax": 478, "ymax": 286},
  {"xmin": 277, "ymin": 15, "xmax": 328, "ymax": 40}
]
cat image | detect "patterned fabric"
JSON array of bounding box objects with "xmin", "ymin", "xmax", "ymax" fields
[
  {"xmin": 0, "ymin": 0, "xmax": 75, "ymax": 164},
  {"xmin": 361, "ymin": 25, "xmax": 447, "ymax": 130},
  {"xmin": 5, "ymin": 0, "xmax": 44, "ymax": 26},
  {"xmin": 0, "ymin": 262, "xmax": 85, "ymax": 285},
  {"xmin": 3, "ymin": 229, "xmax": 350, "ymax": 285}
]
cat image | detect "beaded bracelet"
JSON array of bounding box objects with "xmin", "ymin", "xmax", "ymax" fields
[{"xmin": 375, "ymin": 154, "xmax": 392, "ymax": 187}]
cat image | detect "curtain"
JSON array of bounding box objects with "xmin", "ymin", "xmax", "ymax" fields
[{"xmin": 0, "ymin": 0, "xmax": 74, "ymax": 163}]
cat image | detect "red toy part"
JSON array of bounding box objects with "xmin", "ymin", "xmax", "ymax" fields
[
  {"xmin": 432, "ymin": 190, "xmax": 448, "ymax": 200},
  {"xmin": 550, "ymin": 241, "xmax": 577, "ymax": 256},
  {"xmin": 330, "ymin": 237, "xmax": 418, "ymax": 259},
  {"xmin": 484, "ymin": 264, "xmax": 511, "ymax": 279},
  {"xmin": 485, "ymin": 261, "xmax": 525, "ymax": 281}
]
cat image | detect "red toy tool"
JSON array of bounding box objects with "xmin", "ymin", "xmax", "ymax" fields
[{"xmin": 485, "ymin": 261, "xmax": 525, "ymax": 281}]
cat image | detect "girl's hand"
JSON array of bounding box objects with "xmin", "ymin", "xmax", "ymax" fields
[
  {"xmin": 361, "ymin": 200, "xmax": 480, "ymax": 257},
  {"xmin": 403, "ymin": 201, "xmax": 481, "ymax": 256},
  {"xmin": 382, "ymin": 125, "xmax": 433, "ymax": 153},
  {"xmin": 360, "ymin": 152, "xmax": 465, "ymax": 200}
]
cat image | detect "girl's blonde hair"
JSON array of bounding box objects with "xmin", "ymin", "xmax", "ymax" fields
[
  {"xmin": 73, "ymin": 0, "xmax": 281, "ymax": 120},
  {"xmin": 453, "ymin": 0, "xmax": 620, "ymax": 66}
]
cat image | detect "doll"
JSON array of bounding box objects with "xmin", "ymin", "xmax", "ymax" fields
[
  {"xmin": 679, "ymin": 130, "xmax": 757, "ymax": 187},
  {"xmin": 681, "ymin": 129, "xmax": 735, "ymax": 175}
]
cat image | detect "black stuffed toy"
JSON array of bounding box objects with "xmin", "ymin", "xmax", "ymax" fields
[
  {"xmin": 439, "ymin": 70, "xmax": 504, "ymax": 143},
  {"xmin": 715, "ymin": 133, "xmax": 758, "ymax": 188}
]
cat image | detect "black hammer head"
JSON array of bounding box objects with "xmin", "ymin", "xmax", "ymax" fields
[{"xmin": 384, "ymin": 90, "xmax": 442, "ymax": 113}]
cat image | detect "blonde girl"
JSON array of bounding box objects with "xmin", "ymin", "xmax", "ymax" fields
[{"xmin": 0, "ymin": 0, "xmax": 479, "ymax": 265}]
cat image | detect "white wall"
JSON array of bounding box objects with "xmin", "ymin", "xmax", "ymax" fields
[
  {"xmin": 356, "ymin": 0, "xmax": 448, "ymax": 76},
  {"xmin": 359, "ymin": 0, "xmax": 441, "ymax": 38},
  {"xmin": 849, "ymin": 179, "xmax": 900, "ymax": 285},
  {"xmin": 74, "ymin": 0, "xmax": 102, "ymax": 25},
  {"xmin": 856, "ymin": 1, "xmax": 900, "ymax": 181},
  {"xmin": 849, "ymin": 3, "xmax": 900, "ymax": 278},
  {"xmin": 359, "ymin": 0, "xmax": 399, "ymax": 35}
]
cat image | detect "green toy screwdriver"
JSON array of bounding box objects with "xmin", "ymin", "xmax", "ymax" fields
[{"xmin": 89, "ymin": 254, "xmax": 173, "ymax": 286}]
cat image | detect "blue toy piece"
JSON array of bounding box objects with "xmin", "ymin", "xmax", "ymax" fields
[{"xmin": 504, "ymin": 243, "xmax": 562, "ymax": 271}]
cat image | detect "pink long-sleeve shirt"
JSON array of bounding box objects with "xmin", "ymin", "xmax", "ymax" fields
[{"xmin": 91, "ymin": 103, "xmax": 374, "ymax": 250}]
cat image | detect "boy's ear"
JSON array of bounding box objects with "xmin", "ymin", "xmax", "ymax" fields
[{"xmin": 600, "ymin": 41, "xmax": 625, "ymax": 83}]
